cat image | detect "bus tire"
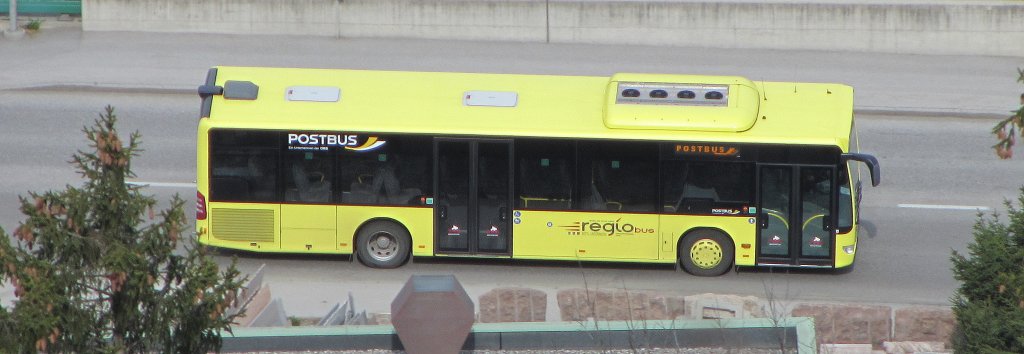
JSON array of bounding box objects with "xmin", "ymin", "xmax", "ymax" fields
[
  {"xmin": 679, "ymin": 229, "xmax": 734, "ymax": 277},
  {"xmin": 356, "ymin": 221, "xmax": 411, "ymax": 269}
]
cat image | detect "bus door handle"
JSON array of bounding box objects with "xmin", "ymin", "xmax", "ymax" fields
[
  {"xmin": 498, "ymin": 206, "xmax": 507, "ymax": 222},
  {"xmin": 758, "ymin": 213, "xmax": 769, "ymax": 229},
  {"xmin": 439, "ymin": 206, "xmax": 448, "ymax": 220},
  {"xmin": 822, "ymin": 214, "xmax": 833, "ymax": 232}
]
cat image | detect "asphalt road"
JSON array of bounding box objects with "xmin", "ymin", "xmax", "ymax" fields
[
  {"xmin": 1, "ymin": 90, "xmax": 1022, "ymax": 318},
  {"xmin": 1, "ymin": 28, "xmax": 1019, "ymax": 117}
]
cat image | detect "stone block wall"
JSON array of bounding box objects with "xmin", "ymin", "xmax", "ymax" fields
[
  {"xmin": 477, "ymin": 287, "xmax": 547, "ymax": 323},
  {"xmin": 684, "ymin": 293, "xmax": 765, "ymax": 319},
  {"xmin": 893, "ymin": 306, "xmax": 955, "ymax": 344},
  {"xmin": 472, "ymin": 286, "xmax": 955, "ymax": 351},
  {"xmin": 81, "ymin": 0, "xmax": 1024, "ymax": 56},
  {"xmin": 793, "ymin": 303, "xmax": 893, "ymax": 348},
  {"xmin": 556, "ymin": 288, "xmax": 686, "ymax": 322}
]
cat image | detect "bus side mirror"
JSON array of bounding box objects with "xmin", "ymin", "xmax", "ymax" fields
[{"xmin": 842, "ymin": 153, "xmax": 881, "ymax": 187}]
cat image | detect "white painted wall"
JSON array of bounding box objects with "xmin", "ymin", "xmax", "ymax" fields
[{"xmin": 82, "ymin": 0, "xmax": 1024, "ymax": 56}]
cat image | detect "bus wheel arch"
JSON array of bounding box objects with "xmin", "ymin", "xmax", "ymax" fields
[
  {"xmin": 677, "ymin": 228, "xmax": 735, "ymax": 277},
  {"xmin": 354, "ymin": 219, "xmax": 412, "ymax": 269}
]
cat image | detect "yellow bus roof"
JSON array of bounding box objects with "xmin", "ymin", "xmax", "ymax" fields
[{"xmin": 206, "ymin": 66, "xmax": 854, "ymax": 152}]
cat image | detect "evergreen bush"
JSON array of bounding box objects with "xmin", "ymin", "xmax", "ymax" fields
[{"xmin": 0, "ymin": 106, "xmax": 246, "ymax": 352}]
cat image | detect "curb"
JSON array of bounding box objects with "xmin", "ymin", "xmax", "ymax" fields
[
  {"xmin": 854, "ymin": 108, "xmax": 1007, "ymax": 120},
  {"xmin": 4, "ymin": 84, "xmax": 1010, "ymax": 119},
  {"xmin": 4, "ymin": 83, "xmax": 195, "ymax": 96},
  {"xmin": 223, "ymin": 318, "xmax": 816, "ymax": 353}
]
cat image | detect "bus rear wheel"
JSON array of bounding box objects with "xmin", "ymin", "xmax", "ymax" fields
[
  {"xmin": 356, "ymin": 221, "xmax": 411, "ymax": 269},
  {"xmin": 679, "ymin": 229, "xmax": 734, "ymax": 277}
]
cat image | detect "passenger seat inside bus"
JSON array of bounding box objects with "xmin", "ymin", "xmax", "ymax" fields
[
  {"xmin": 370, "ymin": 165, "xmax": 422, "ymax": 204},
  {"xmin": 287, "ymin": 164, "xmax": 331, "ymax": 203},
  {"xmin": 343, "ymin": 175, "xmax": 376, "ymax": 204}
]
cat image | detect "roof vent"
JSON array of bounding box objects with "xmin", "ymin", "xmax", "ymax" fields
[
  {"xmin": 616, "ymin": 82, "xmax": 729, "ymax": 107},
  {"xmin": 604, "ymin": 74, "xmax": 760, "ymax": 132}
]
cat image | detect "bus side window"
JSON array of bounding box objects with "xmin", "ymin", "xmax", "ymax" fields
[
  {"xmin": 209, "ymin": 130, "xmax": 279, "ymax": 203},
  {"xmin": 515, "ymin": 139, "xmax": 574, "ymax": 210},
  {"xmin": 339, "ymin": 136, "xmax": 432, "ymax": 206},
  {"xmin": 663, "ymin": 161, "xmax": 753, "ymax": 214},
  {"xmin": 578, "ymin": 141, "xmax": 657, "ymax": 212}
]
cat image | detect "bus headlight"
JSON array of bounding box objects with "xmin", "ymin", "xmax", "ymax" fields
[{"xmin": 843, "ymin": 245, "xmax": 855, "ymax": 255}]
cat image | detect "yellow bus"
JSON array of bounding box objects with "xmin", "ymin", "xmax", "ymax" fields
[{"xmin": 195, "ymin": 66, "xmax": 879, "ymax": 276}]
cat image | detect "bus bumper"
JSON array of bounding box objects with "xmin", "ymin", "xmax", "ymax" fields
[{"xmin": 834, "ymin": 231, "xmax": 857, "ymax": 269}]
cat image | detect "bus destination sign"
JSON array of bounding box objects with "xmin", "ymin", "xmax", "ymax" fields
[{"xmin": 674, "ymin": 144, "xmax": 740, "ymax": 157}]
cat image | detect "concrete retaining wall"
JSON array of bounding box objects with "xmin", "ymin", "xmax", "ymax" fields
[{"xmin": 82, "ymin": 0, "xmax": 1024, "ymax": 56}]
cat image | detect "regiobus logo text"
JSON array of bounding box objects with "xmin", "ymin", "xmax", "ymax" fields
[{"xmin": 561, "ymin": 218, "xmax": 655, "ymax": 236}]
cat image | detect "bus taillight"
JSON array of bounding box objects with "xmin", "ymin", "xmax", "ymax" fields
[{"xmin": 196, "ymin": 191, "xmax": 207, "ymax": 220}]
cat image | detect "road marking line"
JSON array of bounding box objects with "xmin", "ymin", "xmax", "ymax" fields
[
  {"xmin": 126, "ymin": 181, "xmax": 196, "ymax": 188},
  {"xmin": 897, "ymin": 204, "xmax": 990, "ymax": 211}
]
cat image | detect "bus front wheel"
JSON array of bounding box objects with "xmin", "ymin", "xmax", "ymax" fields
[
  {"xmin": 356, "ymin": 221, "xmax": 411, "ymax": 269},
  {"xmin": 679, "ymin": 229, "xmax": 734, "ymax": 277}
]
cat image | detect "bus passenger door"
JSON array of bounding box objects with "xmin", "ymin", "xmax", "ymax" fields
[
  {"xmin": 434, "ymin": 140, "xmax": 512, "ymax": 255},
  {"xmin": 757, "ymin": 165, "xmax": 835, "ymax": 266}
]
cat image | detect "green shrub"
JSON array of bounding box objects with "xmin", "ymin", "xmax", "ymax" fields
[
  {"xmin": 950, "ymin": 189, "xmax": 1024, "ymax": 353},
  {"xmin": 0, "ymin": 106, "xmax": 246, "ymax": 353},
  {"xmin": 25, "ymin": 19, "xmax": 42, "ymax": 31}
]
